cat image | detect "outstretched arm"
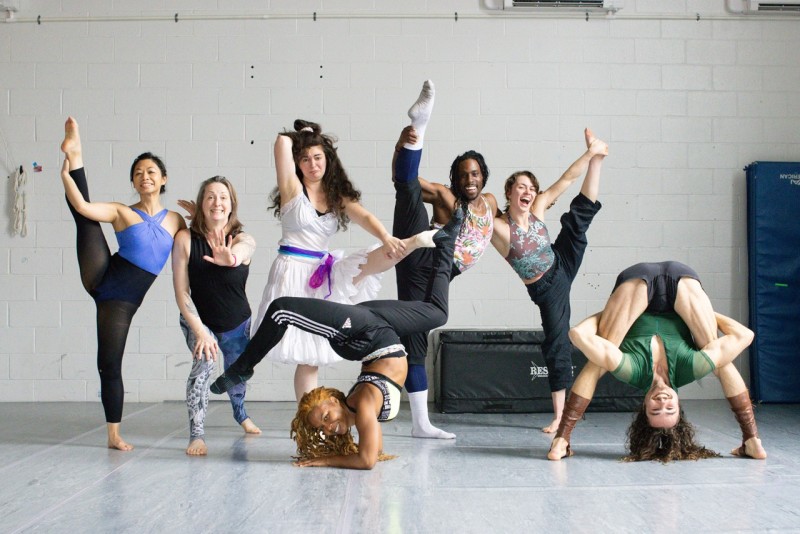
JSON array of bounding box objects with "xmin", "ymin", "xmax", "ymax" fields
[
  {"xmin": 532, "ymin": 130, "xmax": 608, "ymax": 219},
  {"xmin": 344, "ymin": 200, "xmax": 405, "ymax": 258},
  {"xmin": 700, "ymin": 313, "xmax": 754, "ymax": 369},
  {"xmin": 490, "ymin": 214, "xmax": 511, "ymax": 258},
  {"xmin": 568, "ymin": 312, "xmax": 624, "ymax": 373},
  {"xmin": 202, "ymin": 230, "xmax": 256, "ymax": 267},
  {"xmin": 60, "ymin": 160, "xmax": 124, "ymax": 225}
]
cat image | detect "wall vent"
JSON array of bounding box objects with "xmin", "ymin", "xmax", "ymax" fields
[
  {"xmin": 485, "ymin": 0, "xmax": 623, "ymax": 11},
  {"xmin": 745, "ymin": 0, "xmax": 800, "ymax": 13}
]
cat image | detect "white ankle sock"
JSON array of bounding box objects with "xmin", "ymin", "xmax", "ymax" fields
[
  {"xmin": 405, "ymin": 80, "xmax": 435, "ymax": 150},
  {"xmin": 409, "ymin": 390, "xmax": 455, "ymax": 439},
  {"xmin": 415, "ymin": 228, "xmax": 438, "ymax": 248}
]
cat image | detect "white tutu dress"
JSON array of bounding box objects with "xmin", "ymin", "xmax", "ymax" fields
[{"xmin": 253, "ymin": 192, "xmax": 382, "ymax": 365}]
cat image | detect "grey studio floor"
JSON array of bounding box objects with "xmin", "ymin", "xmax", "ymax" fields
[{"xmin": 1, "ymin": 400, "xmax": 799, "ymax": 534}]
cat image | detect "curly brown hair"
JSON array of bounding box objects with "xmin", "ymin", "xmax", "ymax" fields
[
  {"xmin": 290, "ymin": 386, "xmax": 397, "ymax": 463},
  {"xmin": 623, "ymin": 405, "xmax": 720, "ymax": 463},
  {"xmin": 269, "ymin": 120, "xmax": 361, "ymax": 231}
]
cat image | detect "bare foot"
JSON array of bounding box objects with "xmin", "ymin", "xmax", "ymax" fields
[
  {"xmin": 542, "ymin": 418, "xmax": 561, "ymax": 434},
  {"xmin": 547, "ymin": 437, "xmax": 572, "ymax": 461},
  {"xmin": 732, "ymin": 437, "xmax": 767, "ymax": 459},
  {"xmin": 61, "ymin": 117, "xmax": 84, "ymax": 170},
  {"xmin": 186, "ymin": 438, "xmax": 208, "ymax": 456},
  {"xmin": 107, "ymin": 423, "xmax": 134, "ymax": 451},
  {"xmin": 241, "ymin": 418, "xmax": 262, "ymax": 434}
]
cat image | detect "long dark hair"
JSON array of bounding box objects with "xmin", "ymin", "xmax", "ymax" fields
[
  {"xmin": 130, "ymin": 152, "xmax": 168, "ymax": 194},
  {"xmin": 190, "ymin": 176, "xmax": 243, "ymax": 238},
  {"xmin": 623, "ymin": 405, "xmax": 720, "ymax": 463},
  {"xmin": 269, "ymin": 120, "xmax": 360, "ymax": 230},
  {"xmin": 448, "ymin": 150, "xmax": 489, "ymax": 207}
]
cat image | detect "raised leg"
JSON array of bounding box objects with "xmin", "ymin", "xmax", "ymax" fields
[
  {"xmin": 61, "ymin": 118, "xmax": 111, "ymax": 293},
  {"xmin": 597, "ymin": 279, "xmax": 649, "ymax": 346},
  {"xmin": 673, "ymin": 277, "xmax": 717, "ymax": 348},
  {"xmin": 404, "ymin": 80, "xmax": 434, "ymax": 150}
]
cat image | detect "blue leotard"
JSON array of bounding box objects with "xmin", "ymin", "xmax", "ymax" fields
[
  {"xmin": 91, "ymin": 208, "xmax": 174, "ymax": 306},
  {"xmin": 116, "ymin": 208, "xmax": 173, "ymax": 275}
]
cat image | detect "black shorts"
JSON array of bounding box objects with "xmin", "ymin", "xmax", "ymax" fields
[{"xmin": 613, "ymin": 261, "xmax": 700, "ymax": 313}]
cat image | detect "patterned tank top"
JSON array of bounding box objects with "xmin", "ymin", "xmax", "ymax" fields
[
  {"xmin": 434, "ymin": 195, "xmax": 493, "ymax": 274},
  {"xmin": 504, "ymin": 212, "xmax": 555, "ymax": 280}
]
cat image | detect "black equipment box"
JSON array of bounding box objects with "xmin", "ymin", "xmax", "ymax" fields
[{"xmin": 433, "ymin": 329, "xmax": 642, "ymax": 414}]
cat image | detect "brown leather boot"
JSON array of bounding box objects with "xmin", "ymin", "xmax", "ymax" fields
[
  {"xmin": 727, "ymin": 391, "xmax": 758, "ymax": 455},
  {"xmin": 554, "ymin": 392, "xmax": 591, "ymax": 451}
]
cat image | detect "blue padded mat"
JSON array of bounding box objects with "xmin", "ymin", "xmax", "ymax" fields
[{"xmin": 746, "ymin": 161, "xmax": 800, "ymax": 402}]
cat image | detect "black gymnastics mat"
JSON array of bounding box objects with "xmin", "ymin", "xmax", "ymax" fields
[{"xmin": 433, "ymin": 329, "xmax": 641, "ymax": 414}]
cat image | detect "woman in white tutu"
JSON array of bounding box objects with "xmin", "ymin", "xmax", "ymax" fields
[{"xmin": 257, "ymin": 119, "xmax": 429, "ymax": 401}]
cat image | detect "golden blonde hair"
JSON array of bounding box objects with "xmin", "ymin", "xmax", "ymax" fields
[
  {"xmin": 291, "ymin": 387, "xmax": 358, "ymax": 461},
  {"xmin": 290, "ymin": 386, "xmax": 397, "ymax": 462}
]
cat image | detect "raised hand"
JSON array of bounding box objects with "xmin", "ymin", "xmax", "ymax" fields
[
  {"xmin": 585, "ymin": 128, "xmax": 608, "ymax": 157},
  {"xmin": 177, "ymin": 199, "xmax": 196, "ymax": 222},
  {"xmin": 203, "ymin": 228, "xmax": 236, "ymax": 266}
]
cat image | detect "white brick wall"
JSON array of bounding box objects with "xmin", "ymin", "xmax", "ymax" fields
[{"xmin": 1, "ymin": 1, "xmax": 797, "ymax": 403}]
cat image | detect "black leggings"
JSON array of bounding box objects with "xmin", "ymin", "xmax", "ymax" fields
[{"xmin": 67, "ymin": 168, "xmax": 149, "ymax": 423}]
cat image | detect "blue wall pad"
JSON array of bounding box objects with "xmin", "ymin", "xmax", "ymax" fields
[{"xmin": 746, "ymin": 161, "xmax": 800, "ymax": 402}]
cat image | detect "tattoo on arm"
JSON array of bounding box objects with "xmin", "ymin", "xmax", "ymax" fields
[{"xmin": 183, "ymin": 296, "xmax": 200, "ymax": 321}]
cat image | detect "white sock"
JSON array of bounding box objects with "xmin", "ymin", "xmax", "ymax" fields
[
  {"xmin": 414, "ymin": 228, "xmax": 438, "ymax": 249},
  {"xmin": 408, "ymin": 390, "xmax": 455, "ymax": 439},
  {"xmin": 404, "ymin": 80, "xmax": 435, "ymax": 150}
]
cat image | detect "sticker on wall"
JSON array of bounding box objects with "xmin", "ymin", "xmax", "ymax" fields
[{"xmin": 32, "ymin": 162, "xmax": 42, "ymax": 172}]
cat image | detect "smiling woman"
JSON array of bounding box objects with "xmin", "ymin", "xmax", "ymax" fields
[
  {"xmin": 171, "ymin": 176, "xmax": 261, "ymax": 456},
  {"xmin": 548, "ymin": 261, "xmax": 766, "ymax": 463},
  {"xmin": 59, "ymin": 117, "xmax": 186, "ymax": 451},
  {"xmin": 490, "ymin": 128, "xmax": 608, "ymax": 435}
]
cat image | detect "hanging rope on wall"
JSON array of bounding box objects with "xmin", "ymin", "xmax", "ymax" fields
[
  {"xmin": 1, "ymin": 122, "xmax": 27, "ymax": 237},
  {"xmin": 12, "ymin": 165, "xmax": 27, "ymax": 237}
]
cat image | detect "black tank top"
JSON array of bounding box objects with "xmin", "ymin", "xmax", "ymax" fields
[{"xmin": 188, "ymin": 233, "xmax": 251, "ymax": 333}]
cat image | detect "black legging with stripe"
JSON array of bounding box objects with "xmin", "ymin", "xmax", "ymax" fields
[{"xmin": 226, "ymin": 208, "xmax": 459, "ymax": 375}]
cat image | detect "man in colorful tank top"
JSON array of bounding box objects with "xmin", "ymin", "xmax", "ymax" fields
[
  {"xmin": 391, "ymin": 81, "xmax": 500, "ymax": 439},
  {"xmin": 548, "ymin": 261, "xmax": 767, "ymax": 463},
  {"xmin": 491, "ymin": 128, "xmax": 608, "ymax": 435}
]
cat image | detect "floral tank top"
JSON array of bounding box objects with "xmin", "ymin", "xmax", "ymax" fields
[{"xmin": 433, "ymin": 195, "xmax": 494, "ymax": 274}]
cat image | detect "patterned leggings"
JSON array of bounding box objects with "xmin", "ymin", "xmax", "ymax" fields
[{"xmin": 182, "ymin": 316, "xmax": 251, "ymax": 441}]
